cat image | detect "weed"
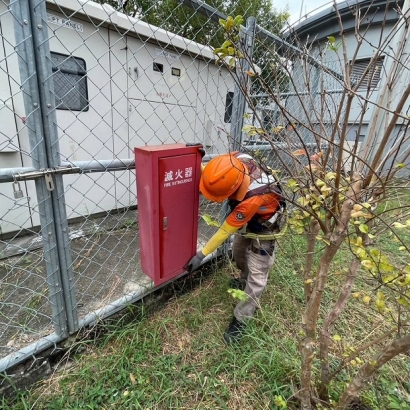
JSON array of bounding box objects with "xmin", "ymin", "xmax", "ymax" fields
[{"xmin": 1, "ymin": 232, "xmax": 409, "ymax": 409}]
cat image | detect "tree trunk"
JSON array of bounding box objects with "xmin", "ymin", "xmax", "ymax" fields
[
  {"xmin": 299, "ymin": 175, "xmax": 363, "ymax": 409},
  {"xmin": 336, "ymin": 335, "xmax": 410, "ymax": 409},
  {"xmin": 299, "ymin": 242, "xmax": 342, "ymax": 409},
  {"xmin": 303, "ymin": 219, "xmax": 320, "ymax": 303},
  {"xmin": 318, "ymin": 257, "xmax": 360, "ymax": 401}
]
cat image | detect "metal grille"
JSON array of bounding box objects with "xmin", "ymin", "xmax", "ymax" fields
[{"xmin": 51, "ymin": 52, "xmax": 89, "ymax": 111}]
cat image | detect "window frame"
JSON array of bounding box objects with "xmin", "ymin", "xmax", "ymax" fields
[
  {"xmin": 350, "ymin": 56, "xmax": 384, "ymax": 91},
  {"xmin": 50, "ymin": 51, "xmax": 89, "ymax": 112}
]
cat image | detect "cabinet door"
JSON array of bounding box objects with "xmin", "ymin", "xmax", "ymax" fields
[{"xmin": 158, "ymin": 154, "xmax": 197, "ymax": 280}]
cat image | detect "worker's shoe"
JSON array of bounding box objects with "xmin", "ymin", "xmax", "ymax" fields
[
  {"xmin": 229, "ymin": 277, "xmax": 246, "ymax": 290},
  {"xmin": 223, "ymin": 317, "xmax": 246, "ymax": 344}
]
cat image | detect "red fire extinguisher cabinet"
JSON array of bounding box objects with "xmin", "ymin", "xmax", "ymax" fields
[{"xmin": 135, "ymin": 144, "xmax": 202, "ymax": 286}]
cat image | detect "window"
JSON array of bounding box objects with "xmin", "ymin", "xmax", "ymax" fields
[
  {"xmin": 153, "ymin": 62, "xmax": 163, "ymax": 73},
  {"xmin": 351, "ymin": 57, "xmax": 384, "ymax": 90},
  {"xmin": 51, "ymin": 52, "xmax": 88, "ymax": 111},
  {"xmin": 224, "ymin": 91, "xmax": 234, "ymax": 123}
]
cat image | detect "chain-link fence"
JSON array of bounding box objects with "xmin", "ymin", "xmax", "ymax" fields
[{"xmin": 1, "ymin": 0, "xmax": 407, "ymax": 376}]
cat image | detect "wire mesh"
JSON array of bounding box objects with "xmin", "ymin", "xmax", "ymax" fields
[
  {"xmin": 0, "ymin": 0, "xmax": 238, "ymax": 369},
  {"xmin": 1, "ymin": 0, "xmax": 408, "ymax": 374},
  {"xmin": 0, "ymin": 0, "xmax": 57, "ymax": 362}
]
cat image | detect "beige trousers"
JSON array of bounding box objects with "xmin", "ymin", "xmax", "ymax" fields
[{"xmin": 232, "ymin": 234, "xmax": 275, "ymax": 322}]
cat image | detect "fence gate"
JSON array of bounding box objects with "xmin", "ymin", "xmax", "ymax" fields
[{"xmin": 0, "ymin": 0, "xmax": 240, "ymax": 374}]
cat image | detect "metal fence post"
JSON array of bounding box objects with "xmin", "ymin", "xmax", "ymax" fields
[
  {"xmin": 9, "ymin": 0, "xmax": 70, "ymax": 338},
  {"xmin": 29, "ymin": 0, "xmax": 79, "ymax": 333},
  {"xmin": 230, "ymin": 16, "xmax": 256, "ymax": 151}
]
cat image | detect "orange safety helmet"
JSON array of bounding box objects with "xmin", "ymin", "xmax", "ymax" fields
[{"xmin": 200, "ymin": 154, "xmax": 250, "ymax": 203}]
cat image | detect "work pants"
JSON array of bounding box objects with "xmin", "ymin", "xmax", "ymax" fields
[{"xmin": 232, "ymin": 234, "xmax": 275, "ymax": 322}]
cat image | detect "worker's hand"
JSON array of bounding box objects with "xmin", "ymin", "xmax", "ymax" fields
[
  {"xmin": 186, "ymin": 142, "xmax": 205, "ymax": 158},
  {"xmin": 184, "ymin": 251, "xmax": 205, "ymax": 273}
]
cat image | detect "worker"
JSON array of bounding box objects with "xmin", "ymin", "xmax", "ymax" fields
[{"xmin": 185, "ymin": 152, "xmax": 284, "ymax": 344}]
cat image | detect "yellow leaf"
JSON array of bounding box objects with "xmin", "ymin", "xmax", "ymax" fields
[
  {"xmin": 398, "ymin": 297, "xmax": 410, "ymax": 307},
  {"xmin": 298, "ymin": 196, "xmax": 310, "ymax": 206},
  {"xmin": 292, "ymin": 149, "xmax": 307, "ymax": 156},
  {"xmin": 352, "ymin": 292, "xmax": 361, "ymax": 298},
  {"xmin": 397, "ymin": 274, "xmax": 410, "ymax": 286},
  {"xmin": 362, "ymin": 295, "xmax": 371, "ymax": 304},
  {"xmin": 355, "ymin": 248, "xmax": 366, "ymax": 259},
  {"xmin": 382, "ymin": 274, "xmax": 397, "ymax": 283},
  {"xmin": 353, "ymin": 204, "xmax": 363, "ymax": 211},
  {"xmin": 305, "ymin": 279, "xmax": 314, "ymax": 284},
  {"xmin": 375, "ymin": 298, "xmax": 385, "ymax": 312},
  {"xmin": 351, "ymin": 211, "xmax": 367, "ymax": 218},
  {"xmin": 333, "ymin": 334, "xmax": 342, "ymax": 341},
  {"xmin": 361, "ymin": 260, "xmax": 374, "ymax": 269},
  {"xmin": 130, "ymin": 373, "xmax": 136, "ymax": 385},
  {"xmin": 399, "ymin": 246, "xmax": 406, "ymax": 251},
  {"xmin": 272, "ymin": 126, "xmax": 284, "ymax": 133},
  {"xmin": 392, "ymin": 222, "xmax": 407, "ymax": 229},
  {"xmin": 376, "ymin": 291, "xmax": 385, "ymax": 300}
]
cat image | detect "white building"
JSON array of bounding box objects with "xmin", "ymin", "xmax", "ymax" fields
[
  {"xmin": 0, "ymin": 0, "xmax": 234, "ymax": 235},
  {"xmin": 286, "ymin": 0, "xmax": 409, "ymax": 170}
]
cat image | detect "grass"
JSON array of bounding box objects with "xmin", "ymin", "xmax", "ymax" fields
[
  {"xmin": 2, "ymin": 250, "xmax": 303, "ymax": 410},
  {"xmin": 2, "ymin": 203, "xmax": 410, "ymax": 409}
]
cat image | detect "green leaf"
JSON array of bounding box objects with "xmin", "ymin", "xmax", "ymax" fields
[
  {"xmin": 201, "ymin": 214, "xmax": 220, "ymax": 227},
  {"xmin": 287, "ymin": 179, "xmax": 299, "ymax": 191},
  {"xmin": 359, "ymin": 224, "xmax": 369, "ymax": 233},
  {"xmin": 227, "ymin": 288, "xmax": 248, "ymax": 301},
  {"xmin": 233, "ymin": 15, "xmax": 243, "ymax": 25},
  {"xmin": 327, "ymin": 36, "xmax": 336, "ymax": 43},
  {"xmin": 273, "ymin": 395, "xmax": 287, "ymax": 408},
  {"xmin": 398, "ymin": 297, "xmax": 410, "ymax": 307},
  {"xmin": 395, "ymin": 163, "xmax": 405, "ymax": 169}
]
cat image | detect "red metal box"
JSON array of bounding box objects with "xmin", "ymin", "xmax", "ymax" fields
[{"xmin": 135, "ymin": 143, "xmax": 202, "ymax": 286}]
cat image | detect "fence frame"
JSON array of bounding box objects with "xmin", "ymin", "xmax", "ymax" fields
[{"xmin": 0, "ymin": 0, "xmax": 309, "ymax": 375}]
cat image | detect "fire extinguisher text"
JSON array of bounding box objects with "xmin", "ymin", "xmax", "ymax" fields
[{"xmin": 163, "ymin": 166, "xmax": 193, "ymax": 188}]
